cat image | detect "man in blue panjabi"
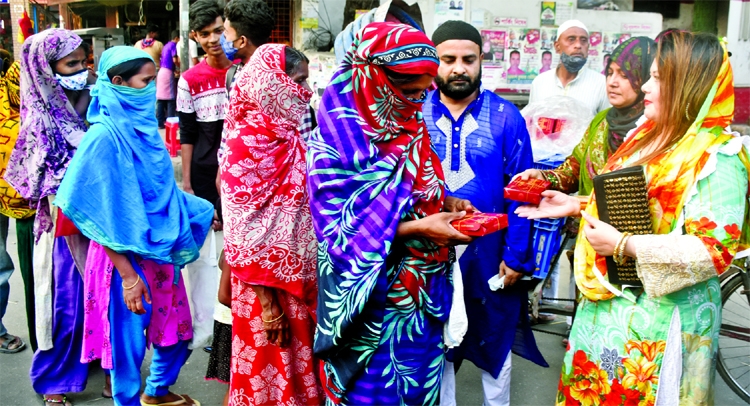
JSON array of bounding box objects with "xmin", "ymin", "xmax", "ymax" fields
[{"xmin": 424, "ymin": 21, "xmax": 548, "ymax": 406}]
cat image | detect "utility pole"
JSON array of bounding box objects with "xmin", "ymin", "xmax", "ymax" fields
[{"xmin": 180, "ymin": 0, "xmax": 189, "ymax": 72}]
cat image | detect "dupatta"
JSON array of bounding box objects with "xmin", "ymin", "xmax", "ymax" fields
[
  {"xmin": 55, "ymin": 46, "xmax": 213, "ymax": 267},
  {"xmin": 575, "ymin": 47, "xmax": 747, "ymax": 301},
  {"xmin": 308, "ymin": 22, "xmax": 446, "ymax": 396},
  {"xmin": 5, "ymin": 29, "xmax": 87, "ymax": 237},
  {"xmin": 219, "ymin": 43, "xmax": 317, "ymax": 304}
]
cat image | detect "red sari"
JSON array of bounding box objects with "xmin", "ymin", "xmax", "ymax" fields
[{"xmin": 220, "ymin": 43, "xmax": 321, "ymax": 405}]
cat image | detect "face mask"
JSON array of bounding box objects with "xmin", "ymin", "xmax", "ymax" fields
[
  {"xmin": 55, "ymin": 68, "xmax": 88, "ymax": 91},
  {"xmin": 221, "ymin": 34, "xmax": 239, "ymax": 60},
  {"xmin": 560, "ymin": 52, "xmax": 587, "ymax": 74}
]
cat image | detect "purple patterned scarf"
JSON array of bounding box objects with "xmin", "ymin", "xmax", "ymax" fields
[{"xmin": 5, "ymin": 29, "xmax": 87, "ymax": 238}]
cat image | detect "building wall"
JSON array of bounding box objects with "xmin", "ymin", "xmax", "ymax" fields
[{"xmin": 662, "ymin": 2, "xmax": 692, "ymax": 31}]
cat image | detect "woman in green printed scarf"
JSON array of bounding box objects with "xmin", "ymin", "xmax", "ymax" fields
[{"xmin": 518, "ymin": 36, "xmax": 656, "ymax": 195}]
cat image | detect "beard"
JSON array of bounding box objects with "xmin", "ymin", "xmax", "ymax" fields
[{"xmin": 435, "ymin": 68, "xmax": 482, "ymax": 100}]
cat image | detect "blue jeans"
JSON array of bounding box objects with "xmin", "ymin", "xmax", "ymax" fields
[
  {"xmin": 0, "ymin": 215, "xmax": 15, "ymax": 337},
  {"xmin": 156, "ymin": 99, "xmax": 176, "ymax": 128}
]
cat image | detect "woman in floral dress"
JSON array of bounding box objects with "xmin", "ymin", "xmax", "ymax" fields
[
  {"xmin": 219, "ymin": 44, "xmax": 323, "ymax": 405},
  {"xmin": 518, "ymin": 31, "xmax": 749, "ymax": 405}
]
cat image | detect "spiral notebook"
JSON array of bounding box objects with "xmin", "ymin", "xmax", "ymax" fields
[{"xmin": 593, "ymin": 166, "xmax": 652, "ymax": 286}]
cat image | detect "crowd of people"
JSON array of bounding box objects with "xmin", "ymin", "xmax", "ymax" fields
[{"xmin": 0, "ymin": 0, "xmax": 746, "ymax": 405}]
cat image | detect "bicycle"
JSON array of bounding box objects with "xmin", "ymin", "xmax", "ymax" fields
[
  {"xmin": 717, "ymin": 261, "xmax": 750, "ymax": 402},
  {"xmin": 529, "ymin": 239, "xmax": 750, "ymax": 402}
]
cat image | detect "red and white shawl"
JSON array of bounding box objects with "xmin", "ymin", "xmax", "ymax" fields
[{"xmin": 219, "ymin": 43, "xmax": 317, "ymax": 306}]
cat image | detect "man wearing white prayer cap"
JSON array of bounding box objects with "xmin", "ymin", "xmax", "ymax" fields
[
  {"xmin": 526, "ymin": 19, "xmax": 609, "ymax": 345},
  {"xmin": 528, "ymin": 19, "xmax": 610, "ymax": 117}
]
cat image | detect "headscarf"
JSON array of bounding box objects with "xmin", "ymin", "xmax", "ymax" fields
[
  {"xmin": 0, "ymin": 61, "xmax": 34, "ymax": 219},
  {"xmin": 308, "ymin": 22, "xmax": 444, "ymax": 399},
  {"xmin": 605, "ymin": 36, "xmax": 656, "ymax": 151},
  {"xmin": 575, "ymin": 45, "xmax": 742, "ymax": 301},
  {"xmin": 54, "ymin": 46, "xmax": 213, "ymax": 267},
  {"xmin": 5, "ymin": 29, "xmax": 87, "ymax": 238},
  {"xmin": 219, "ymin": 43, "xmax": 317, "ymax": 304}
]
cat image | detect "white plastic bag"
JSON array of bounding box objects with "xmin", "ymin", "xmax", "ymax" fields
[
  {"xmin": 521, "ymin": 95, "xmax": 594, "ymax": 163},
  {"xmin": 444, "ymin": 247, "xmax": 468, "ymax": 348}
]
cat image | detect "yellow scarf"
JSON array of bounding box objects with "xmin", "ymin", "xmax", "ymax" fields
[
  {"xmin": 0, "ymin": 61, "xmax": 35, "ymax": 219},
  {"xmin": 575, "ymin": 47, "xmax": 746, "ymax": 301}
]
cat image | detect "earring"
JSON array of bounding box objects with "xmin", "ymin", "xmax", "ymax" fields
[{"xmin": 685, "ymin": 103, "xmax": 691, "ymax": 120}]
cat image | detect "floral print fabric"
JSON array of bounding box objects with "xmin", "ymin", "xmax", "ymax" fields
[
  {"xmin": 81, "ymin": 242, "xmax": 193, "ymax": 369},
  {"xmin": 229, "ymin": 275, "xmax": 322, "ymax": 406},
  {"xmin": 6, "ymin": 29, "xmax": 87, "ymax": 238}
]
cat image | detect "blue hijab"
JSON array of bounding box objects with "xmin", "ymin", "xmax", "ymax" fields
[{"xmin": 55, "ymin": 46, "xmax": 213, "ymax": 266}]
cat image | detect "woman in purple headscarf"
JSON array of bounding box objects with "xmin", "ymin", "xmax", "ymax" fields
[{"xmin": 4, "ymin": 28, "xmax": 102, "ymax": 406}]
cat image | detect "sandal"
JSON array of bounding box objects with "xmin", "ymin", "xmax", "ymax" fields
[
  {"xmin": 140, "ymin": 394, "xmax": 201, "ymax": 406},
  {"xmin": 0, "ymin": 333, "xmax": 26, "ymax": 354},
  {"xmin": 42, "ymin": 395, "xmax": 72, "ymax": 406}
]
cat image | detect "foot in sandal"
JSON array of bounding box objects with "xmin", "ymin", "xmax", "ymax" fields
[
  {"xmin": 42, "ymin": 394, "xmax": 72, "ymax": 406},
  {"xmin": 0, "ymin": 333, "xmax": 25, "ymax": 354},
  {"xmin": 140, "ymin": 392, "xmax": 201, "ymax": 406}
]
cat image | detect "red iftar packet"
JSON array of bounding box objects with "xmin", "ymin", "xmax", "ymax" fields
[
  {"xmin": 451, "ymin": 213, "xmax": 509, "ymax": 237},
  {"xmin": 504, "ymin": 178, "xmax": 551, "ymax": 205}
]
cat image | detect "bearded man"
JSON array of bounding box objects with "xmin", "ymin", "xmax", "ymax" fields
[{"xmin": 423, "ymin": 20, "xmax": 548, "ymax": 406}]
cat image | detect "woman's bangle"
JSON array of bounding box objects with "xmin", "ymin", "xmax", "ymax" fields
[
  {"xmin": 262, "ymin": 311, "xmax": 285, "ymax": 323},
  {"xmin": 122, "ymin": 274, "xmax": 141, "ymax": 290},
  {"xmin": 614, "ymin": 232, "xmax": 632, "ymax": 265},
  {"xmin": 618, "ymin": 233, "xmax": 633, "ymax": 264}
]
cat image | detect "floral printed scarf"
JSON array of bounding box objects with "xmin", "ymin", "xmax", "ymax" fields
[
  {"xmin": 307, "ymin": 22, "xmax": 446, "ymax": 399},
  {"xmin": 5, "ymin": 29, "xmax": 87, "ymax": 238},
  {"xmin": 219, "ymin": 43, "xmax": 317, "ymax": 304}
]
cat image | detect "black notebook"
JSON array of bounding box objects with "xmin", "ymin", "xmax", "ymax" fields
[{"xmin": 592, "ymin": 166, "xmax": 652, "ymax": 286}]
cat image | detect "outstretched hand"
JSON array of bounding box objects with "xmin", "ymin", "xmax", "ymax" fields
[{"xmin": 514, "ymin": 190, "xmax": 580, "ymax": 220}]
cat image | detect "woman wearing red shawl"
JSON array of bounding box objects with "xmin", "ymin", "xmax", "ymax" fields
[
  {"xmin": 307, "ymin": 23, "xmax": 473, "ymax": 405},
  {"xmin": 219, "ymin": 44, "xmax": 324, "ymax": 405}
]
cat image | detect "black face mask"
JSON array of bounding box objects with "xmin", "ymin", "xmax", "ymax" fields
[
  {"xmin": 560, "ymin": 52, "xmax": 587, "ymax": 73},
  {"xmin": 435, "ymin": 67, "xmax": 482, "ymax": 100}
]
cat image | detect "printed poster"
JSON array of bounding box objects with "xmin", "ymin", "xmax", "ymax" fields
[
  {"xmin": 554, "ymin": 1, "xmax": 574, "ymax": 26},
  {"xmin": 435, "ymin": 0, "xmax": 466, "ymax": 27},
  {"xmin": 506, "ymin": 28, "xmax": 541, "ymax": 84},
  {"xmin": 480, "ymin": 29, "xmax": 506, "ymax": 63},
  {"xmin": 541, "ymin": 1, "xmax": 556, "ymax": 27},
  {"xmin": 538, "ymin": 27, "xmax": 558, "ymax": 74},
  {"xmin": 587, "ymin": 31, "xmax": 605, "ymax": 74}
]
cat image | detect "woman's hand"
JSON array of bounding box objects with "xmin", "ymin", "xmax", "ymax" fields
[
  {"xmin": 418, "ymin": 212, "xmax": 473, "ymax": 246},
  {"xmin": 513, "ymin": 168, "xmax": 545, "ymax": 181},
  {"xmin": 261, "ymin": 301, "xmax": 289, "ymax": 347},
  {"xmin": 580, "ymin": 211, "xmax": 622, "ymax": 256},
  {"xmin": 444, "ymin": 196, "xmax": 476, "ymax": 213},
  {"xmin": 514, "ymin": 190, "xmax": 580, "ymax": 219},
  {"xmin": 122, "ymin": 275, "xmax": 151, "ymax": 315},
  {"xmin": 251, "ymin": 285, "xmax": 290, "ymax": 347}
]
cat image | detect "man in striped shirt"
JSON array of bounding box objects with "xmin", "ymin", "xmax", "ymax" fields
[{"xmin": 528, "ymin": 20, "xmax": 610, "ymax": 116}]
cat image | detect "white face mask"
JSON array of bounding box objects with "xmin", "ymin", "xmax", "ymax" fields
[{"xmin": 55, "ymin": 68, "xmax": 88, "ymax": 91}]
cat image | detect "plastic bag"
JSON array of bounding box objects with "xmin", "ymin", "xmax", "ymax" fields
[{"xmin": 521, "ymin": 95, "xmax": 594, "ymax": 163}]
